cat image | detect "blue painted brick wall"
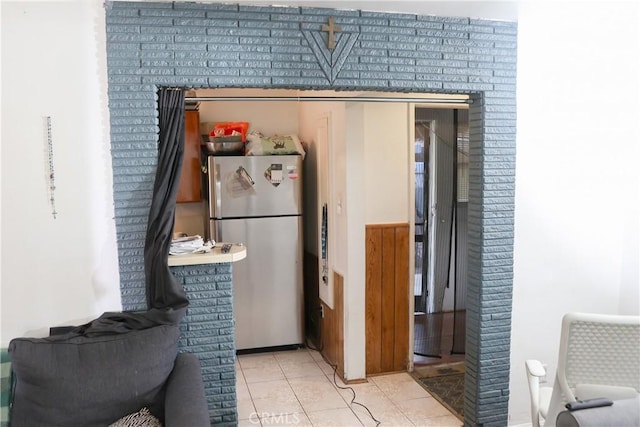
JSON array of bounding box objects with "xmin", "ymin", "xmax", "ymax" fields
[
  {"xmin": 171, "ymin": 263, "xmax": 237, "ymax": 425},
  {"xmin": 105, "ymin": 2, "xmax": 517, "ymax": 425}
]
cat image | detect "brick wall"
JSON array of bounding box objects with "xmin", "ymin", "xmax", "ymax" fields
[
  {"xmin": 105, "ymin": 2, "xmax": 517, "ymax": 425},
  {"xmin": 171, "ymin": 264, "xmax": 236, "ymax": 425}
]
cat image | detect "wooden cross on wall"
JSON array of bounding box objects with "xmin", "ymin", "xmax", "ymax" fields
[{"xmin": 321, "ymin": 17, "xmax": 342, "ymax": 50}]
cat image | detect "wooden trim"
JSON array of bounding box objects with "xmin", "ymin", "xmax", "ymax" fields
[
  {"xmin": 334, "ymin": 272, "xmax": 344, "ymax": 380},
  {"xmin": 393, "ymin": 226, "xmax": 410, "ymax": 372},
  {"xmin": 365, "ymin": 223, "xmax": 410, "ymax": 375},
  {"xmin": 177, "ymin": 110, "xmax": 202, "ymax": 203},
  {"xmin": 365, "ymin": 228, "xmax": 382, "ymax": 374},
  {"xmin": 304, "ymin": 252, "xmax": 347, "ymax": 381},
  {"xmin": 365, "ymin": 223, "xmax": 408, "ymax": 229},
  {"xmin": 381, "ymin": 227, "xmax": 396, "ymax": 372},
  {"xmin": 321, "ymin": 272, "xmax": 345, "ymax": 381}
]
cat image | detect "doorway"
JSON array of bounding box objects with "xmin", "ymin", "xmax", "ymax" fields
[{"xmin": 413, "ymin": 107, "xmax": 468, "ymax": 367}]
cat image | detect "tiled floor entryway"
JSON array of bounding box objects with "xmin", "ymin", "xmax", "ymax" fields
[{"xmin": 236, "ymin": 348, "xmax": 462, "ymax": 426}]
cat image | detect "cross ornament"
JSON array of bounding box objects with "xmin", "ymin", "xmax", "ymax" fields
[{"xmin": 321, "ymin": 17, "xmax": 342, "ymax": 50}]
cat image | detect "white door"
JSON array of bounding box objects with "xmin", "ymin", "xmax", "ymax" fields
[{"xmin": 315, "ymin": 114, "xmax": 334, "ymax": 309}]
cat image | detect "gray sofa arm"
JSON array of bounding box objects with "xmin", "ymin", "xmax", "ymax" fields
[
  {"xmin": 556, "ymin": 396, "xmax": 640, "ymax": 427},
  {"xmin": 164, "ymin": 353, "xmax": 210, "ymax": 427}
]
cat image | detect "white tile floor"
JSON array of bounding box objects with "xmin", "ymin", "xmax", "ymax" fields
[{"xmin": 236, "ymin": 347, "xmax": 462, "ymax": 427}]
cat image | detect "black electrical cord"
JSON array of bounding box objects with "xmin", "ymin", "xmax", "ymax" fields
[
  {"xmin": 305, "ymin": 311, "xmax": 381, "ymax": 426},
  {"xmin": 330, "ymin": 363, "xmax": 382, "ymax": 427}
]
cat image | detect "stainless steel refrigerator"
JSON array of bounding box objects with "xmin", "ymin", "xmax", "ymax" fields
[{"xmin": 203, "ymin": 154, "xmax": 304, "ymax": 351}]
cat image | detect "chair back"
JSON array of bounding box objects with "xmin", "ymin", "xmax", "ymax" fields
[{"xmin": 556, "ymin": 312, "xmax": 640, "ymax": 402}]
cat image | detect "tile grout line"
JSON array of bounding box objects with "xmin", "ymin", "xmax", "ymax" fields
[
  {"xmin": 238, "ymin": 349, "xmax": 460, "ymax": 426},
  {"xmin": 366, "ymin": 376, "xmax": 420, "ymax": 427},
  {"xmin": 322, "ymin": 360, "xmax": 367, "ymax": 426},
  {"xmin": 279, "ymin": 348, "xmax": 367, "ymax": 426},
  {"xmin": 313, "ymin": 349, "xmax": 385, "ymax": 427},
  {"xmin": 235, "ymin": 356, "xmax": 259, "ymax": 425},
  {"xmin": 375, "ymin": 373, "xmax": 463, "ymax": 425},
  {"xmin": 274, "ymin": 349, "xmax": 315, "ymax": 425},
  {"xmin": 236, "ymin": 355, "xmax": 262, "ymax": 426}
]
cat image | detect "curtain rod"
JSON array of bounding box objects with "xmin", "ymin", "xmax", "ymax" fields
[{"xmin": 185, "ymin": 96, "xmax": 471, "ymax": 104}]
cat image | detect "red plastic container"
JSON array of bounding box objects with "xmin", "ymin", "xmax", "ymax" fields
[{"xmin": 209, "ymin": 122, "xmax": 249, "ymax": 142}]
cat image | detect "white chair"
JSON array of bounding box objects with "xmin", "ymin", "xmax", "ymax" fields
[{"xmin": 525, "ymin": 312, "xmax": 640, "ymax": 427}]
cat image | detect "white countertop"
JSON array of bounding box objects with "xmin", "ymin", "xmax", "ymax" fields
[{"xmin": 168, "ymin": 243, "xmax": 247, "ymax": 267}]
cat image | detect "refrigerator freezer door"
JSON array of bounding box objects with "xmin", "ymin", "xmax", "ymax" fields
[
  {"xmin": 214, "ymin": 216, "xmax": 304, "ymax": 350},
  {"xmin": 208, "ymin": 155, "xmax": 302, "ymax": 219}
]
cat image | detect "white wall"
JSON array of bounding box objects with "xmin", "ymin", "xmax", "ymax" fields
[
  {"xmin": 363, "ymin": 103, "xmax": 411, "ymax": 224},
  {"xmin": 197, "ymin": 93, "xmax": 299, "ymax": 137},
  {"xmin": 1, "ymin": 2, "xmax": 121, "ymax": 345},
  {"xmin": 2, "ymin": 1, "xmax": 638, "ymax": 422},
  {"xmin": 509, "ymin": 2, "xmax": 640, "ymax": 424},
  {"xmin": 343, "ymin": 103, "xmax": 367, "ymax": 380}
]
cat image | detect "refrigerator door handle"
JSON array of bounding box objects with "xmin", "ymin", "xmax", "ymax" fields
[
  {"xmin": 213, "ymin": 162, "xmax": 222, "ymax": 218},
  {"xmin": 216, "ymin": 220, "xmax": 222, "ymax": 242},
  {"xmin": 209, "ymin": 219, "xmax": 223, "ymax": 243}
]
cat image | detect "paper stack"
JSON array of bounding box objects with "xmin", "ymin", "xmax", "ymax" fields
[{"xmin": 170, "ymin": 235, "xmax": 213, "ymax": 255}]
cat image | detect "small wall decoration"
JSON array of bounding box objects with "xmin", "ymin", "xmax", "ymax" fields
[
  {"xmin": 321, "ymin": 17, "xmax": 341, "ymax": 50},
  {"xmin": 302, "ymin": 16, "xmax": 359, "ymax": 84},
  {"xmin": 44, "ymin": 116, "xmax": 57, "ymax": 219}
]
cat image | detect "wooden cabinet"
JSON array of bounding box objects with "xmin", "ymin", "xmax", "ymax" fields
[{"xmin": 177, "ymin": 110, "xmax": 201, "ymax": 203}]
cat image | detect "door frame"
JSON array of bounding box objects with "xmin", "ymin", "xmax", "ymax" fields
[{"xmin": 408, "ymin": 104, "xmax": 469, "ymax": 370}]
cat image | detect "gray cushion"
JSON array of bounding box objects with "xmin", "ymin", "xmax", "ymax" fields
[
  {"xmin": 556, "ymin": 396, "xmax": 640, "ymax": 427},
  {"xmin": 8, "ymin": 324, "xmax": 180, "ymax": 427}
]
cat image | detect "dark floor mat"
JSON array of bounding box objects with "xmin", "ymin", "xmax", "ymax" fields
[{"xmin": 412, "ymin": 365, "xmax": 465, "ymax": 421}]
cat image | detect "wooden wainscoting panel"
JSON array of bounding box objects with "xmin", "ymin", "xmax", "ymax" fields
[
  {"xmin": 365, "ymin": 228, "xmax": 382, "ymax": 374},
  {"xmin": 334, "ymin": 272, "xmax": 344, "ymax": 380},
  {"xmin": 381, "ymin": 227, "xmax": 397, "ymax": 372},
  {"xmin": 304, "ymin": 251, "xmax": 321, "ymax": 350},
  {"xmin": 365, "ymin": 223, "xmax": 410, "ymax": 375},
  {"xmin": 321, "ymin": 299, "xmax": 336, "ymax": 366},
  {"xmin": 393, "ymin": 225, "xmax": 410, "ymax": 371},
  {"xmin": 320, "ymin": 272, "xmax": 344, "ymax": 380}
]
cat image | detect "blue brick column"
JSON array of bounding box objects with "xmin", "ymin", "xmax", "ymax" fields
[
  {"xmin": 105, "ymin": 3, "xmax": 518, "ymax": 425},
  {"xmin": 171, "ymin": 263, "xmax": 236, "ymax": 426},
  {"xmin": 466, "ymin": 92, "xmax": 516, "ymax": 426}
]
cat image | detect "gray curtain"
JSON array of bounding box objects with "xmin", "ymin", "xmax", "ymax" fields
[{"xmin": 143, "ymin": 88, "xmax": 188, "ymax": 324}]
